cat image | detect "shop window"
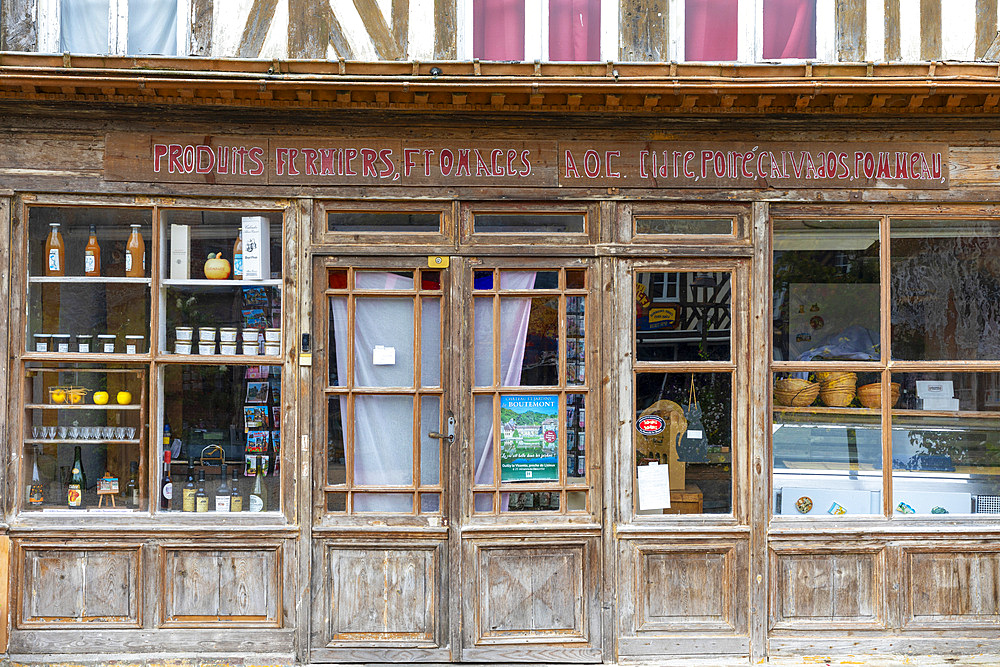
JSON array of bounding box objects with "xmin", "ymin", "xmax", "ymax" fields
[
  {"xmin": 468, "ymin": 0, "xmax": 609, "ymax": 61},
  {"xmin": 20, "ymin": 204, "xmax": 286, "ymax": 515},
  {"xmin": 632, "ymin": 271, "xmax": 736, "ymax": 517},
  {"xmin": 682, "ymin": 0, "xmax": 818, "ymax": 62},
  {"xmin": 43, "ymin": 0, "xmax": 181, "ymax": 55},
  {"xmin": 771, "ymin": 215, "xmax": 1000, "ymax": 517}
]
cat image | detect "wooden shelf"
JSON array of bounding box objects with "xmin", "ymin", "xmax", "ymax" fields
[
  {"xmin": 25, "ymin": 439, "xmax": 139, "ymax": 445},
  {"xmin": 23, "ymin": 352, "xmax": 150, "ymax": 362},
  {"xmin": 25, "ymin": 403, "xmax": 140, "ymax": 410},
  {"xmin": 774, "ymin": 407, "xmax": 1000, "ymax": 420},
  {"xmin": 158, "ymin": 353, "xmax": 283, "ymax": 364},
  {"xmin": 28, "ymin": 276, "xmax": 151, "ymax": 284},
  {"xmin": 773, "ymin": 406, "xmax": 880, "ymax": 416},
  {"xmin": 162, "ymin": 279, "xmax": 281, "ymax": 287}
]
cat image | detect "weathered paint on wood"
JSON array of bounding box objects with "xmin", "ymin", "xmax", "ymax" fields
[
  {"xmin": 907, "ymin": 550, "xmax": 1000, "ymax": 620},
  {"xmin": 0, "ymin": 0, "xmax": 36, "ymax": 51},
  {"xmin": 884, "ymin": 0, "xmax": 901, "ymax": 60},
  {"xmin": 619, "ymin": 0, "xmax": 668, "ymax": 62},
  {"xmin": 774, "ymin": 551, "xmax": 881, "ymax": 622},
  {"xmin": 353, "ymin": 0, "xmax": 408, "ymax": 60},
  {"xmin": 163, "ymin": 547, "xmax": 280, "ymax": 625},
  {"xmin": 920, "ymin": 0, "xmax": 942, "ymax": 60},
  {"xmin": 837, "ymin": 0, "xmax": 866, "ymax": 61},
  {"xmin": 188, "ymin": 0, "xmax": 213, "ymax": 55},
  {"xmin": 976, "ymin": 0, "xmax": 998, "ymax": 58},
  {"xmin": 434, "ymin": 0, "xmax": 456, "ymax": 58},
  {"xmin": 0, "ymin": 535, "xmax": 9, "ymax": 653},
  {"xmin": 238, "ymin": 0, "xmax": 279, "ymax": 58}
]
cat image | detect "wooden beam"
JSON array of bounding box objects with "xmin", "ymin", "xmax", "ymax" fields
[
  {"xmin": 288, "ymin": 0, "xmax": 353, "ymax": 59},
  {"xmin": 836, "ymin": 0, "xmax": 866, "ymax": 61},
  {"xmin": 884, "ymin": 0, "xmax": 901, "ymax": 61},
  {"xmin": 352, "ymin": 0, "xmax": 407, "ymax": 60},
  {"xmin": 976, "ymin": 0, "xmax": 998, "ymax": 58},
  {"xmin": 921, "ymin": 0, "xmax": 942, "ymax": 60},
  {"xmin": 619, "ymin": 0, "xmax": 669, "ymax": 61},
  {"xmin": 238, "ymin": 0, "xmax": 279, "ymax": 58},
  {"xmin": 433, "ymin": 0, "xmax": 456, "ymax": 59},
  {"xmin": 188, "ymin": 0, "xmax": 213, "ymax": 56}
]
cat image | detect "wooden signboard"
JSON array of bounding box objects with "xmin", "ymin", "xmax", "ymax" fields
[{"xmin": 105, "ymin": 133, "xmax": 950, "ymax": 189}]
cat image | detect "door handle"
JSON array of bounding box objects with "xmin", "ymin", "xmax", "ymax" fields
[{"xmin": 428, "ymin": 411, "xmax": 455, "ymax": 444}]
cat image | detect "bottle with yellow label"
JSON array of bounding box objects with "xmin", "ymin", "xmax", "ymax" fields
[
  {"xmin": 195, "ymin": 470, "xmax": 208, "ymax": 512},
  {"xmin": 67, "ymin": 446, "xmax": 84, "ymax": 508},
  {"xmin": 182, "ymin": 464, "xmax": 196, "ymax": 512}
]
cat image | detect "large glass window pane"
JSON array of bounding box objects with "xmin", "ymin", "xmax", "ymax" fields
[
  {"xmin": 549, "ymin": 0, "xmax": 600, "ymax": 61},
  {"xmin": 127, "ymin": 0, "xmax": 177, "ymax": 55},
  {"xmin": 891, "ymin": 219, "xmax": 1000, "ymax": 361},
  {"xmin": 685, "ymin": 0, "xmax": 738, "ymax": 61},
  {"xmin": 354, "ymin": 298, "xmax": 415, "ymax": 387},
  {"xmin": 772, "ymin": 371, "xmax": 883, "ymax": 516},
  {"xmin": 60, "ymin": 0, "xmax": 110, "ymax": 54},
  {"xmin": 473, "ymin": 0, "xmax": 525, "ymax": 60},
  {"xmin": 637, "ymin": 272, "xmax": 732, "ymax": 362},
  {"xmin": 635, "ymin": 372, "xmax": 732, "ymax": 515},
  {"xmin": 892, "ymin": 372, "xmax": 1000, "ymax": 515},
  {"xmin": 773, "ymin": 219, "xmax": 880, "ymax": 362},
  {"xmin": 762, "ymin": 0, "xmax": 816, "ymax": 59}
]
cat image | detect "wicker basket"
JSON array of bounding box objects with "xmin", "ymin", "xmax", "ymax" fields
[
  {"xmin": 857, "ymin": 382, "xmax": 901, "ymax": 409},
  {"xmin": 819, "ymin": 372, "xmax": 857, "ymax": 407},
  {"xmin": 774, "ymin": 377, "xmax": 820, "ymax": 407}
]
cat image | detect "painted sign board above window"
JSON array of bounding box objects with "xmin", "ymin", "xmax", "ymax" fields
[{"xmin": 104, "ymin": 133, "xmax": 949, "ymax": 189}]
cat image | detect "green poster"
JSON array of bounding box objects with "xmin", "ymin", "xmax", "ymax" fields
[{"xmin": 500, "ymin": 395, "xmax": 559, "ymax": 482}]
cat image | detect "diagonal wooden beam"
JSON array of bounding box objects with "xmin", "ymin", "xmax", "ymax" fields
[
  {"xmin": 288, "ymin": 0, "xmax": 353, "ymax": 58},
  {"xmin": 353, "ymin": 0, "xmax": 406, "ymax": 60},
  {"xmin": 238, "ymin": 0, "xmax": 279, "ymax": 58}
]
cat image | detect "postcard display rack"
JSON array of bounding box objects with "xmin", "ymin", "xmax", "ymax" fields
[{"xmin": 21, "ymin": 206, "xmax": 283, "ymax": 512}]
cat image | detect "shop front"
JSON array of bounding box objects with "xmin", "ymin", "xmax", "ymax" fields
[{"xmin": 3, "ymin": 57, "xmax": 1000, "ymax": 664}]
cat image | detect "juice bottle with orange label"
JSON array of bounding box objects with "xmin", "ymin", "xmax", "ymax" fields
[
  {"xmin": 125, "ymin": 224, "xmax": 145, "ymax": 277},
  {"xmin": 44, "ymin": 222, "xmax": 65, "ymax": 276}
]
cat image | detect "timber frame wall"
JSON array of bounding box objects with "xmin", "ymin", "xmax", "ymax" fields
[{"xmin": 3, "ymin": 56, "xmax": 1000, "ymax": 664}]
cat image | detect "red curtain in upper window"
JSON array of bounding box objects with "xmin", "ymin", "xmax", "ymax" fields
[
  {"xmin": 473, "ymin": 0, "xmax": 526, "ymax": 60},
  {"xmin": 685, "ymin": 0, "xmax": 738, "ymax": 61},
  {"xmin": 762, "ymin": 0, "xmax": 816, "ymax": 59},
  {"xmin": 549, "ymin": 0, "xmax": 601, "ymax": 61}
]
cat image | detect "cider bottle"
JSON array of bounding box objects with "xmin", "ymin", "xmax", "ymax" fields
[
  {"xmin": 84, "ymin": 224, "xmax": 101, "ymax": 276},
  {"xmin": 233, "ymin": 230, "xmax": 243, "ymax": 279},
  {"xmin": 44, "ymin": 222, "xmax": 65, "ymax": 276},
  {"xmin": 125, "ymin": 224, "xmax": 145, "ymax": 277}
]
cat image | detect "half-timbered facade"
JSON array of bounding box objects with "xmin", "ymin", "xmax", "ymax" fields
[{"xmin": 4, "ymin": 2, "xmax": 1000, "ymax": 666}]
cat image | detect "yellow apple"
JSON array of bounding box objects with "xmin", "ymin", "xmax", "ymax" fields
[
  {"xmin": 93, "ymin": 391, "xmax": 109, "ymax": 405},
  {"xmin": 68, "ymin": 391, "xmax": 83, "ymax": 404},
  {"xmin": 116, "ymin": 391, "xmax": 132, "ymax": 405},
  {"xmin": 51, "ymin": 388, "xmax": 66, "ymax": 404}
]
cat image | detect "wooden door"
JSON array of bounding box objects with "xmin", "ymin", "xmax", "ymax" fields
[
  {"xmin": 457, "ymin": 259, "xmax": 603, "ymax": 663},
  {"xmin": 310, "ymin": 257, "xmax": 455, "ymax": 663}
]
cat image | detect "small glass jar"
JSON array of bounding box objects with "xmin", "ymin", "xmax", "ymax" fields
[
  {"xmin": 52, "ymin": 334, "xmax": 71, "ymax": 353},
  {"xmin": 33, "ymin": 334, "xmax": 50, "ymax": 352},
  {"xmin": 97, "ymin": 334, "xmax": 116, "ymax": 353},
  {"xmin": 125, "ymin": 335, "xmax": 144, "ymax": 354},
  {"xmin": 76, "ymin": 335, "xmax": 92, "ymax": 353}
]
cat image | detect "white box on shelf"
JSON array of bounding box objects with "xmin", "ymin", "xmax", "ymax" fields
[
  {"xmin": 916, "ymin": 380, "xmax": 954, "ymax": 399},
  {"xmin": 921, "ymin": 397, "xmax": 961, "ymax": 411},
  {"xmin": 241, "ymin": 216, "xmax": 270, "ymax": 281},
  {"xmin": 170, "ymin": 224, "xmax": 190, "ymax": 280}
]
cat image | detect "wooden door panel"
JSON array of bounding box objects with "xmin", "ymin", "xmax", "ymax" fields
[
  {"xmin": 328, "ymin": 546, "xmax": 437, "ymax": 643},
  {"xmin": 905, "ymin": 549, "xmax": 1000, "ymax": 627},
  {"xmin": 20, "ymin": 546, "xmax": 140, "ymax": 627},
  {"xmin": 645, "ymin": 552, "xmax": 728, "ymax": 623}
]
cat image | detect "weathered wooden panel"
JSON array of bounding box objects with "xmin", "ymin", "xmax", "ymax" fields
[
  {"xmin": 620, "ymin": 0, "xmax": 668, "ymax": 62},
  {"xmin": 238, "ymin": 0, "xmax": 279, "ymax": 58},
  {"xmin": 645, "ymin": 552, "xmax": 727, "ymax": 623},
  {"xmin": 434, "ymin": 0, "xmax": 456, "ymax": 58},
  {"xmin": 920, "ymin": 0, "xmax": 942, "ymax": 60},
  {"xmin": 0, "ymin": 536, "xmax": 6, "ymax": 653},
  {"xmin": 163, "ymin": 547, "xmax": 279, "ymax": 626},
  {"xmin": 288, "ymin": 0, "xmax": 353, "ymax": 58},
  {"xmin": 950, "ymin": 146, "xmax": 1000, "ymax": 186},
  {"xmin": 976, "ymin": 0, "xmax": 998, "ymax": 58},
  {"xmin": 478, "ymin": 546, "xmax": 584, "ymax": 639},
  {"xmin": 354, "ymin": 0, "xmax": 408, "ymax": 60},
  {"xmin": 837, "ymin": 0, "xmax": 867, "ymax": 61},
  {"xmin": 0, "ymin": 0, "xmax": 37, "ymax": 51},
  {"xmin": 907, "ymin": 551, "xmax": 1000, "ymax": 621},
  {"xmin": 188, "ymin": 0, "xmax": 213, "ymax": 55},
  {"xmin": 328, "ymin": 546, "xmax": 436, "ymax": 642},
  {"xmin": 772, "ymin": 550, "xmax": 883, "ymax": 626},
  {"xmin": 884, "ymin": 0, "xmax": 901, "ymax": 61},
  {"xmin": 21, "ymin": 547, "xmax": 139, "ymax": 626}
]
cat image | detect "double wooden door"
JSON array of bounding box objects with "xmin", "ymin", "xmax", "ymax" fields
[{"xmin": 310, "ymin": 255, "xmax": 603, "ymax": 663}]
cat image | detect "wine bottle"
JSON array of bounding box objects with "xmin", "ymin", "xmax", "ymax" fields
[
  {"xmin": 125, "ymin": 224, "xmax": 145, "ymax": 277},
  {"xmin": 28, "ymin": 445, "xmax": 45, "ymax": 507},
  {"xmin": 84, "ymin": 224, "xmax": 101, "ymax": 276},
  {"xmin": 229, "ymin": 467, "xmax": 243, "ymax": 512},
  {"xmin": 195, "ymin": 470, "xmax": 208, "ymax": 512},
  {"xmin": 125, "ymin": 461, "xmax": 139, "ymax": 507},
  {"xmin": 182, "ymin": 463, "xmax": 196, "ymax": 512},
  {"xmin": 215, "ymin": 463, "xmax": 231, "ymax": 512},
  {"xmin": 44, "ymin": 222, "xmax": 65, "ymax": 277},
  {"xmin": 67, "ymin": 446, "xmax": 84, "ymax": 508},
  {"xmin": 248, "ymin": 457, "xmax": 266, "ymax": 512},
  {"xmin": 159, "ymin": 450, "xmax": 172, "ymax": 510},
  {"xmin": 233, "ymin": 230, "xmax": 243, "ymax": 279}
]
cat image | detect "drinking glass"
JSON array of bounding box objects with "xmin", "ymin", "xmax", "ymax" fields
[
  {"xmin": 58, "ymin": 426, "xmax": 68, "ymax": 439},
  {"xmin": 32, "ymin": 427, "xmax": 41, "ymax": 439}
]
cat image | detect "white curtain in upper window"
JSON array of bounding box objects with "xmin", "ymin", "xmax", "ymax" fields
[
  {"xmin": 127, "ymin": 0, "xmax": 177, "ymax": 55},
  {"xmin": 60, "ymin": 0, "xmax": 111, "ymax": 54}
]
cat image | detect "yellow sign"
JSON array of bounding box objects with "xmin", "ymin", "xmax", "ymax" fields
[{"xmin": 428, "ymin": 256, "xmax": 449, "ymax": 268}]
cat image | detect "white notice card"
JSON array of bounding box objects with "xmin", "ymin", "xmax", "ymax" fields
[
  {"xmin": 637, "ymin": 463, "xmax": 671, "ymax": 510},
  {"xmin": 373, "ymin": 345, "xmax": 396, "ymax": 366}
]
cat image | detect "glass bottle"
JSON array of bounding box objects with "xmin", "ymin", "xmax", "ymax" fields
[
  {"xmin": 67, "ymin": 446, "xmax": 85, "ymax": 508},
  {"xmin": 125, "ymin": 224, "xmax": 145, "ymax": 277},
  {"xmin": 215, "ymin": 463, "xmax": 231, "ymax": 512},
  {"xmin": 229, "ymin": 467, "xmax": 243, "ymax": 512},
  {"xmin": 182, "ymin": 463, "xmax": 196, "ymax": 512},
  {"xmin": 84, "ymin": 224, "xmax": 101, "ymax": 276},
  {"xmin": 44, "ymin": 222, "xmax": 65, "ymax": 277},
  {"xmin": 159, "ymin": 450, "xmax": 172, "ymax": 510},
  {"xmin": 248, "ymin": 457, "xmax": 266, "ymax": 512},
  {"xmin": 195, "ymin": 470, "xmax": 208, "ymax": 512},
  {"xmin": 124, "ymin": 461, "xmax": 139, "ymax": 507},
  {"xmin": 233, "ymin": 230, "xmax": 243, "ymax": 279},
  {"xmin": 28, "ymin": 445, "xmax": 45, "ymax": 507}
]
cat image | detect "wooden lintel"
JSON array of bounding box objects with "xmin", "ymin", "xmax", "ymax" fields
[
  {"xmin": 643, "ymin": 94, "xmax": 661, "ymax": 108},
  {"xmin": 833, "ymin": 94, "xmax": 851, "ymax": 107},
  {"xmin": 452, "ymin": 92, "xmax": 467, "ymax": 105},
  {"xmin": 491, "ymin": 92, "xmax": 505, "ymax": 106},
  {"xmin": 375, "ymin": 91, "xmax": 390, "ymax": 103},
  {"xmin": 296, "ymin": 90, "xmax": 312, "ymax": 102},
  {"xmin": 567, "ymin": 93, "xmax": 583, "ymax": 106}
]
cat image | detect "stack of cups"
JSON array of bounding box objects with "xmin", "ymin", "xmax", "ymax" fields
[
  {"xmin": 242, "ymin": 328, "xmax": 259, "ymax": 355},
  {"xmin": 175, "ymin": 327, "xmax": 193, "ymax": 354},
  {"xmin": 220, "ymin": 327, "xmax": 238, "ymax": 355},
  {"xmin": 198, "ymin": 327, "xmax": 217, "ymax": 355},
  {"xmin": 265, "ymin": 328, "xmax": 281, "ymax": 357}
]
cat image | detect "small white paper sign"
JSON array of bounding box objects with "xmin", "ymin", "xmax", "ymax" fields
[
  {"xmin": 637, "ymin": 462, "xmax": 671, "ymax": 510},
  {"xmin": 687, "ymin": 430, "xmax": 703, "ymax": 439},
  {"xmin": 373, "ymin": 345, "xmax": 396, "ymax": 366}
]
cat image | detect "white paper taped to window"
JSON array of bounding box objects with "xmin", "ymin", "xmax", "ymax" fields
[
  {"xmin": 373, "ymin": 345, "xmax": 396, "ymax": 365},
  {"xmin": 637, "ymin": 462, "xmax": 671, "ymax": 510}
]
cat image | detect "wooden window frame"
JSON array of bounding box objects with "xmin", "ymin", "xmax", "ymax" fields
[
  {"xmin": 460, "ymin": 200, "xmax": 600, "ymax": 248},
  {"xmin": 36, "ymin": 0, "xmax": 189, "ymax": 55},
  {"xmin": 617, "ymin": 202, "xmax": 752, "ymax": 246},
  {"xmin": 313, "ymin": 200, "xmax": 456, "ymax": 249}
]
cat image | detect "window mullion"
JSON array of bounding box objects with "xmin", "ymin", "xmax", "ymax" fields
[{"xmin": 112, "ymin": 0, "xmax": 128, "ymax": 55}]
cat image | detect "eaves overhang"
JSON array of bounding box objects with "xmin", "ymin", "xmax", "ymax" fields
[{"xmin": 2, "ymin": 53, "xmax": 1000, "ymax": 116}]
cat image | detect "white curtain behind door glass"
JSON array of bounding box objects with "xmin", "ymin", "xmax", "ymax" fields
[
  {"xmin": 60, "ymin": 0, "xmax": 111, "ymax": 53},
  {"xmin": 331, "ymin": 271, "xmax": 535, "ymax": 513},
  {"xmin": 128, "ymin": 0, "xmax": 177, "ymax": 55},
  {"xmin": 59, "ymin": 0, "xmax": 177, "ymax": 55},
  {"xmin": 474, "ymin": 271, "xmax": 536, "ymax": 512}
]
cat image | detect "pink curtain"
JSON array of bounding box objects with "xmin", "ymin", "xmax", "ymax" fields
[
  {"xmin": 473, "ymin": 0, "xmax": 525, "ymax": 60},
  {"xmin": 762, "ymin": 0, "xmax": 816, "ymax": 59},
  {"xmin": 549, "ymin": 0, "xmax": 601, "ymax": 61},
  {"xmin": 685, "ymin": 0, "xmax": 738, "ymax": 61}
]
